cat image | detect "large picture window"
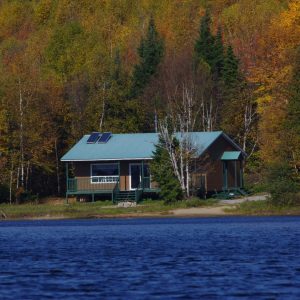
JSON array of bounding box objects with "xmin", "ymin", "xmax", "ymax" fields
[{"xmin": 91, "ymin": 164, "xmax": 119, "ymax": 183}]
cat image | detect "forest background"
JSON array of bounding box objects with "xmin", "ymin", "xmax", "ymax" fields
[{"xmin": 0, "ymin": 0, "xmax": 299, "ymax": 203}]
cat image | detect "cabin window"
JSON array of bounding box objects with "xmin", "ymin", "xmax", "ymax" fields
[{"xmin": 91, "ymin": 163, "xmax": 119, "ymax": 183}]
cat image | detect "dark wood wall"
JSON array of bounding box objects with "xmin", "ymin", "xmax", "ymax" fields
[{"xmin": 197, "ymin": 135, "xmax": 243, "ymax": 192}]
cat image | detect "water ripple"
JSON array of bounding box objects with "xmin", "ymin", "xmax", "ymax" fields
[{"xmin": 0, "ymin": 216, "xmax": 300, "ymax": 299}]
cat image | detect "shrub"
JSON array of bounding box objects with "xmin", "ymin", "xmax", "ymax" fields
[
  {"xmin": 266, "ymin": 163, "xmax": 299, "ymax": 206},
  {"xmin": 15, "ymin": 187, "xmax": 38, "ymax": 204},
  {"xmin": 0, "ymin": 184, "xmax": 10, "ymax": 203}
]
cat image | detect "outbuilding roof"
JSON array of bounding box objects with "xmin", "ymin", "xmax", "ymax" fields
[
  {"xmin": 60, "ymin": 131, "xmax": 241, "ymax": 161},
  {"xmin": 221, "ymin": 151, "xmax": 242, "ymax": 160}
]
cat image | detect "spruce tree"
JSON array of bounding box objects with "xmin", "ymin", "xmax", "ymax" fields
[
  {"xmin": 194, "ymin": 11, "xmax": 215, "ymax": 70},
  {"xmin": 222, "ymin": 45, "xmax": 241, "ymax": 107},
  {"xmin": 220, "ymin": 45, "xmax": 246, "ymax": 137},
  {"xmin": 131, "ymin": 16, "xmax": 164, "ymax": 98},
  {"xmin": 212, "ymin": 27, "xmax": 225, "ymax": 78},
  {"xmin": 222, "ymin": 45, "xmax": 240, "ymax": 90},
  {"xmin": 151, "ymin": 137, "xmax": 182, "ymax": 204}
]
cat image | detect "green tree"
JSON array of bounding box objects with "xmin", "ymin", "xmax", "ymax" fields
[
  {"xmin": 194, "ymin": 11, "xmax": 226, "ymax": 78},
  {"xmin": 151, "ymin": 136, "xmax": 182, "ymax": 204},
  {"xmin": 194, "ymin": 10, "xmax": 215, "ymax": 70},
  {"xmin": 221, "ymin": 45, "xmax": 242, "ymax": 127},
  {"xmin": 220, "ymin": 45, "xmax": 256, "ymax": 152},
  {"xmin": 212, "ymin": 27, "xmax": 225, "ymax": 78},
  {"xmin": 222, "ymin": 45, "xmax": 240, "ymax": 92},
  {"xmin": 131, "ymin": 16, "xmax": 164, "ymax": 97},
  {"xmin": 266, "ymin": 162, "xmax": 299, "ymax": 206}
]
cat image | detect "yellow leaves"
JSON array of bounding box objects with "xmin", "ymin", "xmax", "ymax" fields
[
  {"xmin": 280, "ymin": 1, "xmax": 300, "ymax": 28},
  {"xmin": 34, "ymin": 0, "xmax": 53, "ymax": 25},
  {"xmin": 256, "ymin": 95, "xmax": 272, "ymax": 114},
  {"xmin": 233, "ymin": 1, "xmax": 300, "ymax": 163}
]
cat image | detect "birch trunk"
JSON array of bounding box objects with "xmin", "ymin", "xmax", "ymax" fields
[
  {"xmin": 185, "ymin": 160, "xmax": 190, "ymax": 197},
  {"xmin": 16, "ymin": 167, "xmax": 20, "ymax": 190},
  {"xmin": 99, "ymin": 83, "xmax": 106, "ymax": 131},
  {"xmin": 9, "ymin": 160, "xmax": 13, "ymax": 205},
  {"xmin": 25, "ymin": 161, "xmax": 30, "ymax": 190},
  {"xmin": 55, "ymin": 139, "xmax": 60, "ymax": 195},
  {"xmin": 18, "ymin": 79, "xmax": 24, "ymax": 188}
]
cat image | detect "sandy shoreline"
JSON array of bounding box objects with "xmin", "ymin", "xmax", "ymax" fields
[
  {"xmin": 4, "ymin": 194, "xmax": 291, "ymax": 221},
  {"xmin": 0, "ymin": 205, "xmax": 242, "ymax": 221}
]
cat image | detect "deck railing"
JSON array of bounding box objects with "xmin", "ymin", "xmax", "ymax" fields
[
  {"xmin": 67, "ymin": 176, "xmax": 156, "ymax": 195},
  {"xmin": 67, "ymin": 177, "xmax": 118, "ymax": 193},
  {"xmin": 142, "ymin": 177, "xmax": 151, "ymax": 189}
]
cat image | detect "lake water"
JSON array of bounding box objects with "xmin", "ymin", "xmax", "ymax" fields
[{"xmin": 0, "ymin": 217, "xmax": 300, "ymax": 299}]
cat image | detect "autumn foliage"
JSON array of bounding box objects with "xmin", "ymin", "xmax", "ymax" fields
[{"xmin": 0, "ymin": 0, "xmax": 298, "ymax": 201}]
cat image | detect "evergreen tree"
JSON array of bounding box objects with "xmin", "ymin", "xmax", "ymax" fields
[
  {"xmin": 131, "ymin": 16, "xmax": 164, "ymax": 98},
  {"xmin": 212, "ymin": 27, "xmax": 225, "ymax": 78},
  {"xmin": 220, "ymin": 45, "xmax": 249, "ymax": 140},
  {"xmin": 151, "ymin": 137, "xmax": 182, "ymax": 204},
  {"xmin": 222, "ymin": 45, "xmax": 240, "ymax": 90},
  {"xmin": 194, "ymin": 11, "xmax": 215, "ymax": 69},
  {"xmin": 194, "ymin": 13, "xmax": 226, "ymax": 131}
]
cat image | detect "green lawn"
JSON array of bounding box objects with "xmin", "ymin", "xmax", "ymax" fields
[
  {"xmin": 225, "ymin": 200, "xmax": 300, "ymax": 215},
  {"xmin": 0, "ymin": 198, "xmax": 218, "ymax": 220}
]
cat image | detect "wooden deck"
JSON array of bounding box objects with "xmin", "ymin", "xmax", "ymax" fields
[{"xmin": 66, "ymin": 177, "xmax": 159, "ymax": 203}]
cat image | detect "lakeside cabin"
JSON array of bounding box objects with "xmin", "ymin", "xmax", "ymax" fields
[{"xmin": 61, "ymin": 131, "xmax": 246, "ymax": 203}]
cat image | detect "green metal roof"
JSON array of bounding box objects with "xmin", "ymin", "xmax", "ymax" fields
[
  {"xmin": 61, "ymin": 131, "xmax": 225, "ymax": 161},
  {"xmin": 221, "ymin": 151, "xmax": 242, "ymax": 160}
]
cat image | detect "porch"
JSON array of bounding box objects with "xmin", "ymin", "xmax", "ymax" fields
[
  {"xmin": 217, "ymin": 151, "xmax": 246, "ymax": 199},
  {"xmin": 65, "ymin": 160, "xmax": 159, "ymax": 203}
]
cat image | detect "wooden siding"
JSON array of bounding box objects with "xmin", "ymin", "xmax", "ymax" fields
[
  {"xmin": 72, "ymin": 160, "xmax": 155, "ymax": 191},
  {"xmin": 75, "ymin": 176, "xmax": 116, "ymax": 191},
  {"xmin": 196, "ymin": 135, "xmax": 243, "ymax": 192}
]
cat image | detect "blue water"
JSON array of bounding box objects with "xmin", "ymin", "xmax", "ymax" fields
[{"xmin": 0, "ymin": 217, "xmax": 300, "ymax": 299}]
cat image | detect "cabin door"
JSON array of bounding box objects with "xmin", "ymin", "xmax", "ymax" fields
[{"xmin": 129, "ymin": 164, "xmax": 142, "ymax": 190}]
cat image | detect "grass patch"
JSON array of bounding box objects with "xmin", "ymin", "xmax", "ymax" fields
[
  {"xmin": 225, "ymin": 200, "xmax": 300, "ymax": 216},
  {"xmin": 0, "ymin": 198, "xmax": 218, "ymax": 220},
  {"xmin": 184, "ymin": 198, "xmax": 218, "ymax": 208}
]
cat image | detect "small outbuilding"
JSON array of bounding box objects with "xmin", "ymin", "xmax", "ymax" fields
[{"xmin": 61, "ymin": 131, "xmax": 246, "ymax": 202}]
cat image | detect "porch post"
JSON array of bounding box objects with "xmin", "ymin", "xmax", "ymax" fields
[
  {"xmin": 65, "ymin": 162, "xmax": 69, "ymax": 204},
  {"xmin": 141, "ymin": 160, "xmax": 144, "ymax": 189},
  {"xmin": 234, "ymin": 160, "xmax": 237, "ymax": 189},
  {"xmin": 240, "ymin": 160, "xmax": 244, "ymax": 188},
  {"xmin": 118, "ymin": 161, "xmax": 120, "ymax": 187},
  {"xmin": 223, "ymin": 161, "xmax": 228, "ymax": 190}
]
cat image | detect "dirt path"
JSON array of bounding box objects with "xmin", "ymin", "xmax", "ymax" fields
[
  {"xmin": 170, "ymin": 205, "xmax": 233, "ymax": 216},
  {"xmin": 219, "ymin": 194, "xmax": 268, "ymax": 204},
  {"xmin": 170, "ymin": 194, "xmax": 269, "ymax": 217}
]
